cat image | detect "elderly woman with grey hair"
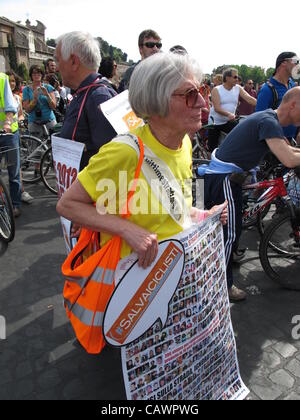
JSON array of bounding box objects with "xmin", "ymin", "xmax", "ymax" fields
[{"xmin": 57, "ymin": 52, "xmax": 227, "ymax": 268}]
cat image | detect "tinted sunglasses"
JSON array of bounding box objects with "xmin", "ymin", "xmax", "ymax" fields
[
  {"xmin": 288, "ymin": 58, "xmax": 300, "ymax": 65},
  {"xmin": 143, "ymin": 42, "xmax": 162, "ymax": 49},
  {"xmin": 172, "ymin": 87, "xmax": 203, "ymax": 108}
]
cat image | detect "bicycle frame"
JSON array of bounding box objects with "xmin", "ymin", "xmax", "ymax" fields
[
  {"xmin": 242, "ymin": 176, "xmax": 288, "ymax": 225},
  {"xmin": 20, "ymin": 137, "xmax": 46, "ymax": 162}
]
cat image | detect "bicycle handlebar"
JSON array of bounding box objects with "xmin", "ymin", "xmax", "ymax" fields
[{"xmin": 202, "ymin": 117, "xmax": 241, "ymax": 130}]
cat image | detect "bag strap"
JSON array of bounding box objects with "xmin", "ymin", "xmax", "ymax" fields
[
  {"xmin": 71, "ymin": 79, "xmax": 106, "ymax": 141},
  {"xmin": 266, "ymin": 80, "xmax": 279, "ymax": 110},
  {"xmin": 64, "ymin": 136, "xmax": 144, "ymax": 265},
  {"xmin": 121, "ymin": 136, "xmax": 144, "ymax": 219}
]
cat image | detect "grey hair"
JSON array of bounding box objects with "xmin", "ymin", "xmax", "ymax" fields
[
  {"xmin": 56, "ymin": 31, "xmax": 101, "ymax": 71},
  {"xmin": 223, "ymin": 67, "xmax": 238, "ymax": 83},
  {"xmin": 129, "ymin": 52, "xmax": 203, "ymax": 119}
]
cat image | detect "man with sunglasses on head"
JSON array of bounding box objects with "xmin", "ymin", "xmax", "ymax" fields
[
  {"xmin": 208, "ymin": 68, "xmax": 257, "ymax": 153},
  {"xmin": 118, "ymin": 29, "xmax": 162, "ymax": 93},
  {"xmin": 256, "ymin": 52, "xmax": 299, "ymax": 142}
]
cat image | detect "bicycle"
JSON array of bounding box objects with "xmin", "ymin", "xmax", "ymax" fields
[
  {"xmin": 20, "ymin": 121, "xmax": 63, "ymax": 185},
  {"xmin": 192, "ymin": 125, "xmax": 213, "ymax": 160},
  {"xmin": 19, "ymin": 121, "xmax": 50, "ymax": 184},
  {"xmin": 194, "ymin": 158, "xmax": 291, "ymax": 235},
  {"xmin": 0, "ymin": 132, "xmax": 16, "ymax": 242},
  {"xmin": 259, "ymin": 169, "xmax": 300, "ymax": 290},
  {"xmin": 40, "ymin": 146, "xmax": 58, "ymax": 195},
  {"xmin": 241, "ymin": 165, "xmax": 290, "ymax": 234}
]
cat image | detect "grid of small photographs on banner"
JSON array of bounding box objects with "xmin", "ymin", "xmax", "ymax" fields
[{"xmin": 122, "ymin": 219, "xmax": 249, "ymax": 401}]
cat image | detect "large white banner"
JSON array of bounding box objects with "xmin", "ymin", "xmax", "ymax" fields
[
  {"xmin": 51, "ymin": 136, "xmax": 85, "ymax": 254},
  {"xmin": 111, "ymin": 214, "xmax": 249, "ymax": 401}
]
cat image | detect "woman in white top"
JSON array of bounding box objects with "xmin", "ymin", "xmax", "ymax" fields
[{"xmin": 208, "ymin": 68, "xmax": 257, "ymax": 152}]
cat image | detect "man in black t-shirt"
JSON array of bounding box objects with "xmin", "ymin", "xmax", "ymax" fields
[{"xmin": 199, "ymin": 87, "xmax": 300, "ymax": 302}]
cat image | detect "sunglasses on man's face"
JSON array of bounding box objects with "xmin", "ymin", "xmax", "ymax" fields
[
  {"xmin": 143, "ymin": 42, "xmax": 162, "ymax": 49},
  {"xmin": 288, "ymin": 58, "xmax": 300, "ymax": 65},
  {"xmin": 172, "ymin": 87, "xmax": 203, "ymax": 108}
]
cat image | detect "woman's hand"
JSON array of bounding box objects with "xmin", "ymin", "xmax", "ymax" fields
[
  {"xmin": 208, "ymin": 201, "xmax": 228, "ymax": 225},
  {"xmin": 41, "ymin": 86, "xmax": 49, "ymax": 96},
  {"xmin": 121, "ymin": 224, "xmax": 159, "ymax": 269},
  {"xmin": 70, "ymin": 224, "xmax": 82, "ymax": 239},
  {"xmin": 227, "ymin": 113, "xmax": 236, "ymax": 121},
  {"xmin": 33, "ymin": 87, "xmax": 40, "ymax": 100}
]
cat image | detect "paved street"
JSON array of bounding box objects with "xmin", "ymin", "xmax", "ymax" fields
[{"xmin": 0, "ymin": 182, "xmax": 300, "ymax": 400}]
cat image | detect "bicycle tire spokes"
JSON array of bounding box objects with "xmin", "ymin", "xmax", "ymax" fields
[
  {"xmin": 260, "ymin": 212, "xmax": 300, "ymax": 290},
  {"xmin": 20, "ymin": 135, "xmax": 47, "ymax": 184},
  {"xmin": 40, "ymin": 148, "xmax": 58, "ymax": 195}
]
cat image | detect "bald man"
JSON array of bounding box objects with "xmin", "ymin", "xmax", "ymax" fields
[{"xmin": 199, "ymin": 87, "xmax": 300, "ymax": 302}]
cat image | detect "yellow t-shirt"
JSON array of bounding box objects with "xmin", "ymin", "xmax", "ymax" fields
[{"xmin": 78, "ymin": 124, "xmax": 192, "ymax": 258}]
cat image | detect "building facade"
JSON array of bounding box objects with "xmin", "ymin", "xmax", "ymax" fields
[{"xmin": 0, "ymin": 16, "xmax": 54, "ymax": 73}]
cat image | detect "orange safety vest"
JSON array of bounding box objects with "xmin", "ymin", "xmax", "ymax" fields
[{"xmin": 62, "ymin": 137, "xmax": 144, "ymax": 354}]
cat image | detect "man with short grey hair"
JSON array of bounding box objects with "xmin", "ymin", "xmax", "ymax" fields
[{"xmin": 55, "ymin": 31, "xmax": 117, "ymax": 169}]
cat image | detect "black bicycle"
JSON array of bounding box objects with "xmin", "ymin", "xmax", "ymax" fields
[
  {"xmin": 0, "ymin": 132, "xmax": 16, "ymax": 242},
  {"xmin": 40, "ymin": 146, "xmax": 58, "ymax": 195},
  {"xmin": 259, "ymin": 169, "xmax": 300, "ymax": 290},
  {"xmin": 20, "ymin": 121, "xmax": 63, "ymax": 184},
  {"xmin": 0, "ymin": 177, "xmax": 15, "ymax": 243}
]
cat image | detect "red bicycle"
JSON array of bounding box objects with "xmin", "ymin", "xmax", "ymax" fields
[
  {"xmin": 242, "ymin": 167, "xmax": 289, "ymax": 234},
  {"xmin": 242, "ymin": 167, "xmax": 300, "ymax": 290}
]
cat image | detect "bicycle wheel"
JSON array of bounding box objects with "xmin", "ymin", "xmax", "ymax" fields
[
  {"xmin": 259, "ymin": 210, "xmax": 300, "ymax": 290},
  {"xmin": 0, "ymin": 177, "xmax": 15, "ymax": 242},
  {"xmin": 20, "ymin": 135, "xmax": 48, "ymax": 183},
  {"xmin": 40, "ymin": 147, "xmax": 58, "ymax": 195},
  {"xmin": 192, "ymin": 133, "xmax": 211, "ymax": 160}
]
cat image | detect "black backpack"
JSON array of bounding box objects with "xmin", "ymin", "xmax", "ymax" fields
[
  {"xmin": 266, "ymin": 80, "xmax": 279, "ymax": 110},
  {"xmin": 266, "ymin": 78, "xmax": 294, "ymax": 110}
]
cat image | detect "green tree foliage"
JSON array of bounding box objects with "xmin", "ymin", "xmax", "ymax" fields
[
  {"xmin": 97, "ymin": 37, "xmax": 129, "ymax": 64},
  {"xmin": 212, "ymin": 64, "xmax": 270, "ymax": 86},
  {"xmin": 266, "ymin": 67, "xmax": 275, "ymax": 79},
  {"xmin": 8, "ymin": 37, "xmax": 18, "ymax": 71},
  {"xmin": 46, "ymin": 38, "xmax": 57, "ymax": 48},
  {"xmin": 17, "ymin": 62, "xmax": 29, "ymax": 81}
]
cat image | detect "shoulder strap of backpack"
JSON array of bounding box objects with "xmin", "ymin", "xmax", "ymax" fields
[{"xmin": 266, "ymin": 80, "xmax": 279, "ymax": 110}]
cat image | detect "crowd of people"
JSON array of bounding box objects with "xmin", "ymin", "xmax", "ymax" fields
[
  {"xmin": 1, "ymin": 27, "xmax": 300, "ymax": 401},
  {"xmin": 1, "ymin": 29, "xmax": 300, "ymax": 303}
]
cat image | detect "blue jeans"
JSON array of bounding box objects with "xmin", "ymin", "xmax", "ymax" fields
[{"xmin": 0, "ymin": 131, "xmax": 22, "ymax": 209}]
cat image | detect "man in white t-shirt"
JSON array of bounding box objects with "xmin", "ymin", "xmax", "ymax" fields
[{"xmin": 208, "ymin": 68, "xmax": 257, "ymax": 152}]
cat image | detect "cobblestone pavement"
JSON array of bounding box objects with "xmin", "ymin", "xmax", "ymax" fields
[{"xmin": 0, "ymin": 183, "xmax": 299, "ymax": 400}]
